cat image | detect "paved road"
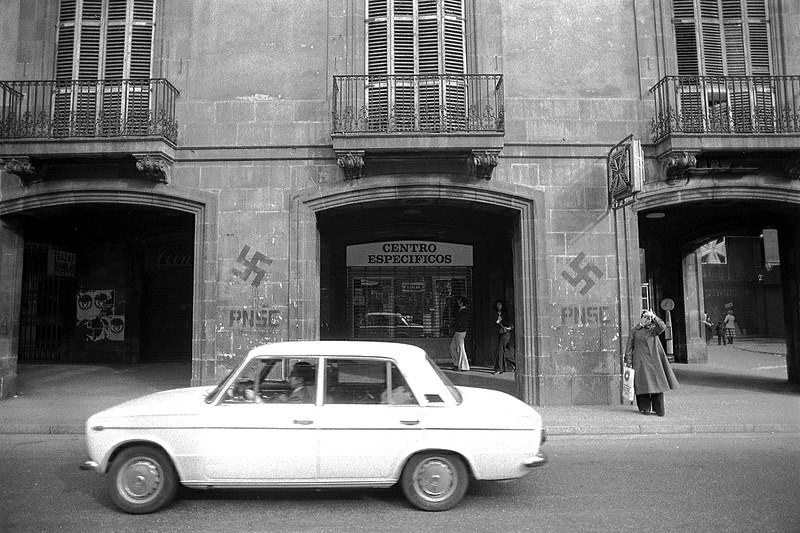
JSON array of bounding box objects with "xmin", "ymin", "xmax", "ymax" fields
[{"xmin": 2, "ymin": 433, "xmax": 798, "ymax": 532}]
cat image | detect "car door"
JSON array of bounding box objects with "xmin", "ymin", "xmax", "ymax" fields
[
  {"xmin": 201, "ymin": 357, "xmax": 320, "ymax": 482},
  {"xmin": 316, "ymin": 358, "xmax": 424, "ymax": 481}
]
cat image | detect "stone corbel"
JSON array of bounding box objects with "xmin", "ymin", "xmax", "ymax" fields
[
  {"xmin": 133, "ymin": 153, "xmax": 171, "ymax": 183},
  {"xmin": 336, "ymin": 151, "xmax": 365, "ymax": 180},
  {"xmin": 471, "ymin": 150, "xmax": 500, "ymax": 180},
  {"xmin": 1, "ymin": 156, "xmax": 40, "ymax": 184},
  {"xmin": 664, "ymin": 151, "xmax": 698, "ymax": 181}
]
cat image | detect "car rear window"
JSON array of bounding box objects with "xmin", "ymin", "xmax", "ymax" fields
[{"xmin": 426, "ymin": 356, "xmax": 462, "ymax": 404}]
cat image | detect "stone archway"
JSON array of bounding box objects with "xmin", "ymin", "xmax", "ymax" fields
[
  {"xmin": 635, "ymin": 182, "xmax": 800, "ymax": 383},
  {"xmin": 0, "ymin": 183, "xmax": 217, "ymax": 395},
  {"xmin": 289, "ymin": 176, "xmax": 545, "ymax": 404}
]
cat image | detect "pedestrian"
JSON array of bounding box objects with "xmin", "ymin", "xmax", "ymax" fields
[
  {"xmin": 723, "ymin": 309, "xmax": 736, "ymax": 344},
  {"xmin": 624, "ymin": 309, "xmax": 679, "ymax": 417},
  {"xmin": 702, "ymin": 312, "xmax": 713, "ymax": 344},
  {"xmin": 715, "ymin": 319, "xmax": 724, "ymax": 345},
  {"xmin": 449, "ymin": 297, "xmax": 470, "ymax": 371},
  {"xmin": 492, "ymin": 300, "xmax": 515, "ymax": 374}
]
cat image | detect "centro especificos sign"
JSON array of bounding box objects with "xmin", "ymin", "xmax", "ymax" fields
[{"xmin": 346, "ymin": 241, "xmax": 473, "ymax": 267}]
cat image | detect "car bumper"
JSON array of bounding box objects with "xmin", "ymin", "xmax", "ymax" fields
[
  {"xmin": 524, "ymin": 451, "xmax": 547, "ymax": 468},
  {"xmin": 79, "ymin": 460, "xmax": 99, "ymax": 472}
]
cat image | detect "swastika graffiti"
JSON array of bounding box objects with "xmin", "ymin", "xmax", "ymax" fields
[
  {"xmin": 561, "ymin": 252, "xmax": 604, "ymax": 295},
  {"xmin": 232, "ymin": 245, "xmax": 273, "ymax": 287}
]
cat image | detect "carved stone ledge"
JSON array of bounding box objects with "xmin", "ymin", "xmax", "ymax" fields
[
  {"xmin": 664, "ymin": 151, "xmax": 698, "ymax": 181},
  {"xmin": 471, "ymin": 150, "xmax": 500, "ymax": 180},
  {"xmin": 133, "ymin": 153, "xmax": 171, "ymax": 183},
  {"xmin": 1, "ymin": 156, "xmax": 40, "ymax": 184},
  {"xmin": 336, "ymin": 151, "xmax": 365, "ymax": 180}
]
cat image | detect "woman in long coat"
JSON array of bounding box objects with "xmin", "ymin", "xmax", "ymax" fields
[{"xmin": 624, "ymin": 310, "xmax": 679, "ymax": 416}]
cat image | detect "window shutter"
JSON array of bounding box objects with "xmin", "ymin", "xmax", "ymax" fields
[
  {"xmin": 366, "ymin": 0, "xmax": 389, "ymax": 129},
  {"xmin": 129, "ymin": 0, "xmax": 155, "ymax": 79},
  {"xmin": 674, "ymin": 23, "xmax": 699, "ymax": 76},
  {"xmin": 56, "ymin": 0, "xmax": 77, "ymax": 80}
]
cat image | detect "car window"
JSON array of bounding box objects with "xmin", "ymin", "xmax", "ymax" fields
[
  {"xmin": 426, "ymin": 356, "xmax": 462, "ymax": 404},
  {"xmin": 324, "ymin": 359, "xmax": 417, "ymax": 405},
  {"xmin": 220, "ymin": 357, "xmax": 318, "ymax": 404}
]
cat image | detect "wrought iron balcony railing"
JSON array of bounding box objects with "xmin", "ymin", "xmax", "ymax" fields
[
  {"xmin": 650, "ymin": 75, "xmax": 800, "ymax": 142},
  {"xmin": 332, "ymin": 74, "xmax": 504, "ymax": 134},
  {"xmin": 0, "ymin": 78, "xmax": 179, "ymax": 143}
]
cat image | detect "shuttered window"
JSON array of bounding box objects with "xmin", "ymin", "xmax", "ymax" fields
[
  {"xmin": 672, "ymin": 0, "xmax": 773, "ymax": 132},
  {"xmin": 55, "ymin": 0, "xmax": 155, "ymax": 134},
  {"xmin": 365, "ymin": 0, "xmax": 467, "ymax": 131},
  {"xmin": 673, "ymin": 0, "xmax": 770, "ymax": 76}
]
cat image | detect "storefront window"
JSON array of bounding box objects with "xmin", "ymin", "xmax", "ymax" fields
[{"xmin": 347, "ymin": 241, "xmax": 472, "ymax": 340}]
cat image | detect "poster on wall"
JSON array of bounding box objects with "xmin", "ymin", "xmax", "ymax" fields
[{"xmin": 76, "ymin": 290, "xmax": 125, "ymax": 342}]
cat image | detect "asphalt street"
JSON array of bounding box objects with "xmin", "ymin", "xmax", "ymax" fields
[{"xmin": 1, "ymin": 433, "xmax": 798, "ymax": 532}]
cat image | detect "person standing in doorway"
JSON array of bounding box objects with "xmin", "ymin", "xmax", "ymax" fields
[
  {"xmin": 624, "ymin": 309, "xmax": 679, "ymax": 417},
  {"xmin": 492, "ymin": 300, "xmax": 515, "ymax": 374},
  {"xmin": 715, "ymin": 318, "xmax": 725, "ymax": 345},
  {"xmin": 723, "ymin": 309, "xmax": 737, "ymax": 345},
  {"xmin": 702, "ymin": 312, "xmax": 714, "ymax": 344},
  {"xmin": 450, "ymin": 297, "xmax": 470, "ymax": 371}
]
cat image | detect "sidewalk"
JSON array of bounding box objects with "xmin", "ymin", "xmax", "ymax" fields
[{"xmin": 1, "ymin": 339, "xmax": 798, "ymax": 436}]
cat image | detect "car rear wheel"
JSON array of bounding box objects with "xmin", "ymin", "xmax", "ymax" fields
[
  {"xmin": 107, "ymin": 445, "xmax": 178, "ymax": 514},
  {"xmin": 401, "ymin": 452, "xmax": 469, "ymax": 511}
]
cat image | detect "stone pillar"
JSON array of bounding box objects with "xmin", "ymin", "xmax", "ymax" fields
[
  {"xmin": 779, "ymin": 219, "xmax": 800, "ymax": 383},
  {"xmin": 0, "ymin": 220, "xmax": 23, "ymax": 399},
  {"xmin": 682, "ymin": 248, "xmax": 708, "ymax": 363}
]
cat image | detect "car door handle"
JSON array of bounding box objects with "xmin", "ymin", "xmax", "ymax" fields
[
  {"xmin": 400, "ymin": 420, "xmax": 419, "ymax": 426},
  {"xmin": 293, "ymin": 419, "xmax": 314, "ymax": 425}
]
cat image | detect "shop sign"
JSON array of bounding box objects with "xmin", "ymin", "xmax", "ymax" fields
[
  {"xmin": 401, "ymin": 282, "xmax": 425, "ymax": 292},
  {"xmin": 48, "ymin": 249, "xmax": 76, "ymax": 277},
  {"xmin": 347, "ymin": 241, "xmax": 473, "ymax": 267}
]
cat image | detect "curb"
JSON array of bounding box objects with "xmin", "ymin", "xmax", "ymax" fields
[
  {"xmin": 547, "ymin": 424, "xmax": 800, "ymax": 436},
  {"xmin": 3, "ymin": 423, "xmax": 800, "ymax": 437},
  {"xmin": 0, "ymin": 424, "xmax": 84, "ymax": 435}
]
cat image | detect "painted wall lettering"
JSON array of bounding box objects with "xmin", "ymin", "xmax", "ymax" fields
[
  {"xmin": 561, "ymin": 252, "xmax": 604, "ymax": 295},
  {"xmin": 228, "ymin": 308, "xmax": 282, "ymax": 330},
  {"xmin": 232, "ymin": 245, "xmax": 273, "ymax": 287},
  {"xmin": 561, "ymin": 305, "xmax": 612, "ymax": 326}
]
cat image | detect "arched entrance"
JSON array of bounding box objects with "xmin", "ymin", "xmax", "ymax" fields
[
  {"xmin": 0, "ymin": 185, "xmax": 214, "ymax": 383},
  {"xmin": 635, "ymin": 185, "xmax": 800, "ymax": 383},
  {"xmin": 290, "ymin": 177, "xmax": 545, "ymax": 404}
]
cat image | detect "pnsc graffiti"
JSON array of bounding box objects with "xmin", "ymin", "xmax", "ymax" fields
[
  {"xmin": 228, "ymin": 308, "xmax": 282, "ymax": 330},
  {"xmin": 561, "ymin": 305, "xmax": 612, "ymax": 326}
]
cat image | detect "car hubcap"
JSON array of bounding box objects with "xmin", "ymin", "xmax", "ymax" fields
[
  {"xmin": 414, "ymin": 458, "xmax": 456, "ymax": 502},
  {"xmin": 118, "ymin": 458, "xmax": 162, "ymax": 503}
]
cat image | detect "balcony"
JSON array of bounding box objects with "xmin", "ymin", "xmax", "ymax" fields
[
  {"xmin": 331, "ymin": 74, "xmax": 505, "ymax": 179},
  {"xmin": 0, "ymin": 78, "xmax": 179, "ymax": 183},
  {"xmin": 650, "ymin": 75, "xmax": 800, "ymax": 159}
]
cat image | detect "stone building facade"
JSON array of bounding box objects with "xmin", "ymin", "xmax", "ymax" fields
[{"xmin": 1, "ymin": 0, "xmax": 799, "ymax": 405}]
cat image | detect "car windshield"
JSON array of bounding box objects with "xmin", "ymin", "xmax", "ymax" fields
[
  {"xmin": 426, "ymin": 356, "xmax": 462, "ymax": 404},
  {"xmin": 204, "ymin": 363, "xmax": 242, "ymax": 403}
]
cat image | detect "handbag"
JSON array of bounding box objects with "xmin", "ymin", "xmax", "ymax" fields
[{"xmin": 622, "ymin": 366, "xmax": 635, "ymax": 403}]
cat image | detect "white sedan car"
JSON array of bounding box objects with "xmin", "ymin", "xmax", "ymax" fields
[{"xmin": 81, "ymin": 341, "xmax": 546, "ymax": 513}]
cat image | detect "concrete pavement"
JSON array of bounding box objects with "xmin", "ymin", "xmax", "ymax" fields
[{"xmin": 1, "ymin": 339, "xmax": 798, "ymax": 436}]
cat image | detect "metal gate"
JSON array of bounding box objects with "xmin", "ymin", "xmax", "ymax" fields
[
  {"xmin": 19, "ymin": 244, "xmax": 75, "ymax": 361},
  {"xmin": 348, "ymin": 266, "xmax": 473, "ymax": 359}
]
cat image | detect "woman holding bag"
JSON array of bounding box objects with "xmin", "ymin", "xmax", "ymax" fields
[{"xmin": 624, "ymin": 309, "xmax": 679, "ymax": 416}]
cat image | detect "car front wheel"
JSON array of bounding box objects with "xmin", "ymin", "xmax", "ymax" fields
[
  {"xmin": 401, "ymin": 452, "xmax": 469, "ymax": 511},
  {"xmin": 107, "ymin": 445, "xmax": 178, "ymax": 514}
]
